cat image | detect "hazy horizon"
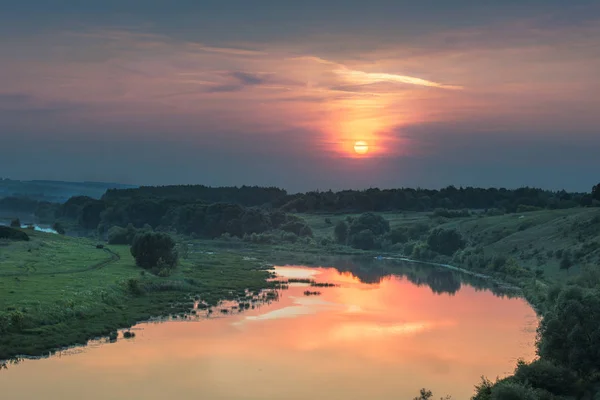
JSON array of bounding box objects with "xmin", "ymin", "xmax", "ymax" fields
[{"xmin": 1, "ymin": 1, "xmax": 599, "ymax": 192}]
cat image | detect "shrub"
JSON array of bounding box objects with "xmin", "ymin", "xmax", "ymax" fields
[
  {"xmin": 9, "ymin": 310, "xmax": 25, "ymax": 332},
  {"xmin": 432, "ymin": 208, "xmax": 470, "ymax": 218},
  {"xmin": 490, "ymin": 381, "xmax": 537, "ymax": 400},
  {"xmin": 492, "ymin": 255, "xmax": 507, "ymax": 270},
  {"xmin": 157, "ymin": 267, "xmax": 172, "ymax": 277},
  {"xmin": 334, "ymin": 221, "xmax": 348, "ymax": 244},
  {"xmin": 348, "ymin": 213, "xmax": 390, "ymax": 236},
  {"xmin": 350, "ymin": 229, "xmax": 377, "ymax": 250},
  {"xmin": 472, "ymin": 376, "xmax": 494, "ymax": 400},
  {"xmin": 426, "ymin": 228, "xmax": 466, "ymax": 256},
  {"xmin": 282, "ymin": 232, "xmax": 298, "ymax": 243},
  {"xmin": 388, "ymin": 228, "xmax": 408, "ymax": 244},
  {"xmin": 517, "ymin": 204, "xmax": 543, "ymax": 213},
  {"xmin": 108, "ymin": 224, "xmax": 138, "ymax": 245},
  {"xmin": 280, "ymin": 220, "xmax": 312, "ymax": 237},
  {"xmin": 126, "ymin": 278, "xmax": 144, "ymax": 295},
  {"xmin": 130, "ymin": 232, "xmax": 178, "ymax": 270},
  {"xmin": 411, "ymin": 242, "xmax": 435, "ymax": 260},
  {"xmin": 513, "ymin": 359, "xmax": 576, "ymax": 395},
  {"xmin": 52, "ymin": 222, "xmax": 66, "ymax": 234},
  {"xmin": 0, "ymin": 226, "xmax": 30, "ymax": 241},
  {"xmin": 537, "ymin": 287, "xmax": 600, "ymax": 378},
  {"xmin": 123, "ymin": 331, "xmax": 136, "ymax": 339},
  {"xmin": 0, "ymin": 313, "xmax": 9, "ymax": 335},
  {"xmin": 407, "ymin": 223, "xmax": 430, "ymax": 240},
  {"xmin": 559, "ymin": 251, "xmax": 573, "ymax": 271},
  {"xmin": 320, "ymin": 237, "xmax": 333, "ymax": 246}
]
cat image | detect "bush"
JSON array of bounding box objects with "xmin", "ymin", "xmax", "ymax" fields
[
  {"xmin": 388, "ymin": 228, "xmax": 408, "ymax": 244},
  {"xmin": 282, "ymin": 232, "xmax": 298, "ymax": 243},
  {"xmin": 52, "ymin": 222, "xmax": 66, "ymax": 235},
  {"xmin": 9, "ymin": 310, "xmax": 25, "ymax": 332},
  {"xmin": 10, "ymin": 218, "xmax": 21, "ymax": 228},
  {"xmin": 350, "ymin": 229, "xmax": 377, "ymax": 250},
  {"xmin": 108, "ymin": 224, "xmax": 138, "ymax": 245},
  {"xmin": 0, "ymin": 226, "xmax": 30, "ymax": 241},
  {"xmin": 537, "ymin": 287, "xmax": 600, "ymax": 378},
  {"xmin": 348, "ymin": 213, "xmax": 390, "ymax": 236},
  {"xmin": 513, "ymin": 359, "xmax": 576, "ymax": 395},
  {"xmin": 407, "ymin": 223, "xmax": 430, "ymax": 240},
  {"xmin": 472, "ymin": 377, "xmax": 495, "ymax": 400},
  {"xmin": 432, "ymin": 208, "xmax": 470, "ymax": 218},
  {"xmin": 559, "ymin": 251, "xmax": 573, "ymax": 271},
  {"xmin": 123, "ymin": 331, "xmax": 136, "ymax": 339},
  {"xmin": 334, "ymin": 221, "xmax": 348, "ymax": 244},
  {"xmin": 517, "ymin": 204, "xmax": 543, "ymax": 213},
  {"xmin": 280, "ymin": 220, "xmax": 312, "ymax": 237},
  {"xmin": 126, "ymin": 278, "xmax": 144, "ymax": 295},
  {"xmin": 426, "ymin": 228, "xmax": 466, "ymax": 256},
  {"xmin": 130, "ymin": 232, "xmax": 178, "ymax": 270},
  {"xmin": 490, "ymin": 381, "xmax": 537, "ymax": 400}
]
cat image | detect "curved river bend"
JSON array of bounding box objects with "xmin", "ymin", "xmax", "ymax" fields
[{"xmin": 0, "ymin": 261, "xmax": 537, "ymax": 399}]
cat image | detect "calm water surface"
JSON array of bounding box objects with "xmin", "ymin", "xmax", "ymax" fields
[{"xmin": 0, "ymin": 261, "xmax": 537, "ymax": 399}]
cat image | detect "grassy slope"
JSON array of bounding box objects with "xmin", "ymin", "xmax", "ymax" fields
[
  {"xmin": 298, "ymin": 207, "xmax": 600, "ymax": 284},
  {"xmin": 0, "ymin": 231, "xmax": 275, "ymax": 360}
]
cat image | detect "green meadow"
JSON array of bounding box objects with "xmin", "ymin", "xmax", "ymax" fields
[{"xmin": 0, "ymin": 230, "xmax": 277, "ymax": 360}]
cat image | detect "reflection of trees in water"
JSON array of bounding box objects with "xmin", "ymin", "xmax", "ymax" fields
[
  {"xmin": 425, "ymin": 269, "xmax": 461, "ymax": 295},
  {"xmin": 330, "ymin": 258, "xmax": 387, "ymax": 284},
  {"xmin": 328, "ymin": 256, "xmax": 518, "ymax": 299}
]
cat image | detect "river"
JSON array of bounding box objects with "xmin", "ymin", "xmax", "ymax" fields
[{"xmin": 0, "ymin": 260, "xmax": 537, "ymax": 399}]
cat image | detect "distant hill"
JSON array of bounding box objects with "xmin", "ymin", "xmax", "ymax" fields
[{"xmin": 0, "ymin": 179, "xmax": 137, "ymax": 203}]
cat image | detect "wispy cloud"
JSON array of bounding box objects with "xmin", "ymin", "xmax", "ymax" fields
[{"xmin": 333, "ymin": 67, "xmax": 463, "ymax": 90}]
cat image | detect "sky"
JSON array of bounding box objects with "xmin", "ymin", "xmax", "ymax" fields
[{"xmin": 1, "ymin": 1, "xmax": 599, "ymax": 192}]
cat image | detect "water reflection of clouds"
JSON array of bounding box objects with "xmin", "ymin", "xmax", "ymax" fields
[{"xmin": 237, "ymin": 296, "xmax": 347, "ymax": 323}]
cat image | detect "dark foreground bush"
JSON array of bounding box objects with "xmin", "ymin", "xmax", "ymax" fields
[
  {"xmin": 0, "ymin": 226, "xmax": 30, "ymax": 241},
  {"xmin": 490, "ymin": 381, "xmax": 537, "ymax": 400},
  {"xmin": 514, "ymin": 359, "xmax": 576, "ymax": 395}
]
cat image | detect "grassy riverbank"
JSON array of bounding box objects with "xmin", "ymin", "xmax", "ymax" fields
[{"xmin": 0, "ymin": 230, "xmax": 278, "ymax": 360}]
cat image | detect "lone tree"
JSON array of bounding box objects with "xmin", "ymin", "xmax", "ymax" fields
[
  {"xmin": 10, "ymin": 218, "xmax": 20, "ymax": 228},
  {"xmin": 130, "ymin": 232, "xmax": 178, "ymax": 271}
]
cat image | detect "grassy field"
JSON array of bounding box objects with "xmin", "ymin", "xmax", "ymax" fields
[{"xmin": 0, "ymin": 230, "xmax": 278, "ymax": 360}]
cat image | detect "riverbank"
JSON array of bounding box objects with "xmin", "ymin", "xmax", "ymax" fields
[
  {"xmin": 1, "ymin": 227, "xmax": 528, "ymax": 363},
  {"xmin": 0, "ymin": 231, "xmax": 280, "ymax": 361}
]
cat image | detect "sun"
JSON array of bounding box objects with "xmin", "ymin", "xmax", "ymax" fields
[{"xmin": 353, "ymin": 141, "xmax": 369, "ymax": 155}]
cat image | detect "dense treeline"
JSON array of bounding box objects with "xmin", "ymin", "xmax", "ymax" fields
[
  {"xmin": 40, "ymin": 195, "xmax": 313, "ymax": 240},
  {"xmin": 2, "ymin": 183, "xmax": 597, "ymax": 240},
  {"xmin": 3, "ymin": 184, "xmax": 598, "ymax": 221},
  {"xmin": 281, "ymin": 186, "xmax": 592, "ymax": 213},
  {"xmin": 102, "ymin": 185, "xmax": 287, "ymax": 207},
  {"xmin": 103, "ymin": 184, "xmax": 596, "ymax": 213}
]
